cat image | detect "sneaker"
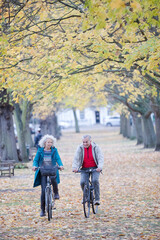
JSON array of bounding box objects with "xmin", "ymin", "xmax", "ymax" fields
[
  {"xmin": 40, "ymin": 210, "xmax": 46, "ymax": 217},
  {"xmin": 54, "ymin": 193, "xmax": 60, "ymax": 199},
  {"xmin": 94, "ymin": 200, "xmax": 100, "ymax": 205}
]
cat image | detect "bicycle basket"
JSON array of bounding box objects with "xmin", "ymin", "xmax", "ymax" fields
[{"xmin": 40, "ymin": 166, "xmax": 57, "ymax": 176}]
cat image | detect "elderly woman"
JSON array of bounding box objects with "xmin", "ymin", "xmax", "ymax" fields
[{"xmin": 32, "ymin": 134, "xmax": 64, "ymax": 217}]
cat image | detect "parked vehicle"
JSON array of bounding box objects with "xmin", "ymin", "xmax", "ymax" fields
[
  {"xmin": 104, "ymin": 116, "xmax": 120, "ymax": 127},
  {"xmin": 58, "ymin": 121, "xmax": 71, "ymax": 129}
]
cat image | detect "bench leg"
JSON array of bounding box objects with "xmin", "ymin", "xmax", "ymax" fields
[{"xmin": 9, "ymin": 165, "xmax": 11, "ymax": 177}]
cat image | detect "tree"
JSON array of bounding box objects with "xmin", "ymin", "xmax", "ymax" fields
[{"xmin": 0, "ymin": 89, "xmax": 18, "ymax": 161}]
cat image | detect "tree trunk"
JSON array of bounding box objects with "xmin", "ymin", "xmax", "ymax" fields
[
  {"xmin": 131, "ymin": 112, "xmax": 143, "ymax": 145},
  {"xmin": 150, "ymin": 95, "xmax": 160, "ymax": 151},
  {"xmin": 0, "ymin": 89, "xmax": 18, "ymax": 161},
  {"xmin": 121, "ymin": 115, "xmax": 128, "ymax": 137},
  {"xmin": 25, "ymin": 103, "xmax": 34, "ymax": 147},
  {"xmin": 154, "ymin": 113, "xmax": 160, "ymax": 151},
  {"xmin": 142, "ymin": 115, "xmax": 156, "ymax": 148},
  {"xmin": 126, "ymin": 116, "xmax": 131, "ymax": 138},
  {"xmin": 120, "ymin": 115, "xmax": 123, "ymax": 134},
  {"xmin": 14, "ymin": 100, "xmax": 34, "ymax": 161},
  {"xmin": 73, "ymin": 107, "xmax": 80, "ymax": 133},
  {"xmin": 40, "ymin": 112, "xmax": 61, "ymax": 139},
  {"xmin": 14, "ymin": 103, "xmax": 28, "ymax": 161}
]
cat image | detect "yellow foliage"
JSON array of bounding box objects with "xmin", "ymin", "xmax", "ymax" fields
[
  {"xmin": 130, "ymin": 0, "xmax": 142, "ymax": 12},
  {"xmin": 110, "ymin": 0, "xmax": 126, "ymax": 9}
]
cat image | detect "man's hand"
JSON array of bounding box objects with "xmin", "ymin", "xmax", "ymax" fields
[
  {"xmin": 32, "ymin": 167, "xmax": 37, "ymax": 171},
  {"xmin": 59, "ymin": 166, "xmax": 64, "ymax": 171},
  {"xmin": 72, "ymin": 169, "xmax": 78, "ymax": 173},
  {"xmin": 96, "ymin": 168, "xmax": 102, "ymax": 172}
]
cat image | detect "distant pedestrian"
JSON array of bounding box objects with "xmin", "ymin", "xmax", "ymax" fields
[
  {"xmin": 72, "ymin": 134, "xmax": 104, "ymax": 205},
  {"xmin": 34, "ymin": 128, "xmax": 42, "ymax": 149}
]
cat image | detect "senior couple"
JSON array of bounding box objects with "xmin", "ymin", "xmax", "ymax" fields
[{"xmin": 32, "ymin": 134, "xmax": 104, "ymax": 217}]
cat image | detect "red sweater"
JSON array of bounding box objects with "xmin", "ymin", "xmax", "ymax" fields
[{"xmin": 82, "ymin": 145, "xmax": 97, "ymax": 168}]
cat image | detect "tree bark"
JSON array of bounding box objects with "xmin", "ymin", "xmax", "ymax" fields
[
  {"xmin": 120, "ymin": 115, "xmax": 128, "ymax": 137},
  {"xmin": 25, "ymin": 103, "xmax": 34, "ymax": 147},
  {"xmin": 14, "ymin": 100, "xmax": 34, "ymax": 161},
  {"xmin": 150, "ymin": 95, "xmax": 160, "ymax": 151},
  {"xmin": 72, "ymin": 107, "xmax": 80, "ymax": 133},
  {"xmin": 142, "ymin": 115, "xmax": 156, "ymax": 148},
  {"xmin": 154, "ymin": 113, "xmax": 160, "ymax": 151},
  {"xmin": 131, "ymin": 112, "xmax": 143, "ymax": 145},
  {"xmin": 40, "ymin": 112, "xmax": 61, "ymax": 139},
  {"xmin": 0, "ymin": 89, "xmax": 18, "ymax": 161},
  {"xmin": 14, "ymin": 102, "xmax": 28, "ymax": 162}
]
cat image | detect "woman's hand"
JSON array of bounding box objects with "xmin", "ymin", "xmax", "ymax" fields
[
  {"xmin": 59, "ymin": 166, "xmax": 64, "ymax": 171},
  {"xmin": 32, "ymin": 167, "xmax": 37, "ymax": 171}
]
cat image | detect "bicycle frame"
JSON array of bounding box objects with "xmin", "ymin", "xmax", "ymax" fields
[
  {"xmin": 35, "ymin": 166, "xmax": 60, "ymax": 221},
  {"xmin": 77, "ymin": 168, "xmax": 99, "ymax": 218},
  {"xmin": 45, "ymin": 176, "xmax": 54, "ymax": 221}
]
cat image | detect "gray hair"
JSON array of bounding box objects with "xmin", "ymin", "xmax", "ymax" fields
[
  {"xmin": 39, "ymin": 134, "xmax": 56, "ymax": 148},
  {"xmin": 82, "ymin": 135, "xmax": 91, "ymax": 140}
]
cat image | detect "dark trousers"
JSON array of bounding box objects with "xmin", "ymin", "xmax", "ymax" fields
[{"xmin": 41, "ymin": 175, "xmax": 58, "ymax": 211}]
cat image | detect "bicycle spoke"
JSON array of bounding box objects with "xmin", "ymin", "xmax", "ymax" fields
[
  {"xmin": 91, "ymin": 189, "xmax": 98, "ymax": 214},
  {"xmin": 83, "ymin": 185, "xmax": 90, "ymax": 218}
]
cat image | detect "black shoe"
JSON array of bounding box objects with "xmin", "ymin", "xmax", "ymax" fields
[
  {"xmin": 40, "ymin": 210, "xmax": 46, "ymax": 217},
  {"xmin": 54, "ymin": 193, "xmax": 60, "ymax": 199},
  {"xmin": 94, "ymin": 200, "xmax": 100, "ymax": 205}
]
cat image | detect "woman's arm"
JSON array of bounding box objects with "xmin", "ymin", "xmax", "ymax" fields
[
  {"xmin": 32, "ymin": 151, "xmax": 41, "ymax": 168},
  {"xmin": 55, "ymin": 149, "xmax": 63, "ymax": 167}
]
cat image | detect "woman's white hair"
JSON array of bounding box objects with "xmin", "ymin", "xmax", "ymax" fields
[{"xmin": 38, "ymin": 134, "xmax": 56, "ymax": 148}]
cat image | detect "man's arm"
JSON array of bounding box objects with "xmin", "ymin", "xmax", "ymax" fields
[
  {"xmin": 96, "ymin": 145, "xmax": 104, "ymax": 171},
  {"xmin": 72, "ymin": 146, "xmax": 82, "ymax": 172}
]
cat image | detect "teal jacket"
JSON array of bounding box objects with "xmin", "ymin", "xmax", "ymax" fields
[{"xmin": 33, "ymin": 147, "xmax": 63, "ymax": 187}]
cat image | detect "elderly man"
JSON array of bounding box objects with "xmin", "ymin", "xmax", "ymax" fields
[{"xmin": 72, "ymin": 135, "xmax": 104, "ymax": 205}]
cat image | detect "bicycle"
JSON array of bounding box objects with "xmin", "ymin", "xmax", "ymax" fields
[
  {"xmin": 36, "ymin": 165, "xmax": 60, "ymax": 221},
  {"xmin": 77, "ymin": 168, "xmax": 100, "ymax": 218}
]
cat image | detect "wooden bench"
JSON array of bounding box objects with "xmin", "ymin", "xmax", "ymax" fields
[{"xmin": 0, "ymin": 160, "xmax": 15, "ymax": 177}]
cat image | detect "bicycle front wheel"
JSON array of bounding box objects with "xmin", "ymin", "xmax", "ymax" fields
[
  {"xmin": 91, "ymin": 190, "xmax": 98, "ymax": 214},
  {"xmin": 83, "ymin": 185, "xmax": 90, "ymax": 218},
  {"xmin": 45, "ymin": 187, "xmax": 52, "ymax": 221}
]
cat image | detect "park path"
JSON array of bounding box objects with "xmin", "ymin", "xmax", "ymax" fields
[{"xmin": 0, "ymin": 126, "xmax": 160, "ymax": 240}]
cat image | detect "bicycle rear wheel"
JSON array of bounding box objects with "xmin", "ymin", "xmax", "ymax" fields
[
  {"xmin": 91, "ymin": 190, "xmax": 98, "ymax": 214},
  {"xmin": 45, "ymin": 187, "xmax": 52, "ymax": 221},
  {"xmin": 83, "ymin": 185, "xmax": 90, "ymax": 218}
]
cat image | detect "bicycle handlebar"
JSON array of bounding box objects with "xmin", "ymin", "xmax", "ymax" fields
[
  {"xmin": 35, "ymin": 166, "xmax": 61, "ymax": 171},
  {"xmin": 76, "ymin": 168, "xmax": 102, "ymax": 173}
]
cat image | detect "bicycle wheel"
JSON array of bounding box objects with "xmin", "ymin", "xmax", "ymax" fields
[
  {"xmin": 83, "ymin": 184, "xmax": 90, "ymax": 218},
  {"xmin": 91, "ymin": 189, "xmax": 98, "ymax": 214},
  {"xmin": 48, "ymin": 190, "xmax": 52, "ymax": 220},
  {"xmin": 45, "ymin": 187, "xmax": 52, "ymax": 221}
]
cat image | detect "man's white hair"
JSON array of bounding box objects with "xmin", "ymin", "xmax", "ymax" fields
[
  {"xmin": 82, "ymin": 135, "xmax": 91, "ymax": 140},
  {"xmin": 39, "ymin": 134, "xmax": 56, "ymax": 148}
]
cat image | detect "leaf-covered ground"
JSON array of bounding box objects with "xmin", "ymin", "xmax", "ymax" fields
[{"xmin": 0, "ymin": 126, "xmax": 160, "ymax": 240}]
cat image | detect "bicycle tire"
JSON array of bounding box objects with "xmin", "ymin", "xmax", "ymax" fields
[
  {"xmin": 83, "ymin": 184, "xmax": 90, "ymax": 218},
  {"xmin": 91, "ymin": 190, "xmax": 98, "ymax": 214},
  {"xmin": 49, "ymin": 191, "xmax": 52, "ymax": 220},
  {"xmin": 45, "ymin": 187, "xmax": 52, "ymax": 221},
  {"xmin": 45, "ymin": 187, "xmax": 49, "ymax": 212}
]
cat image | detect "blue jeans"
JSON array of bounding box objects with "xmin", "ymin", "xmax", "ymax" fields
[
  {"xmin": 41, "ymin": 175, "xmax": 58, "ymax": 211},
  {"xmin": 80, "ymin": 170, "xmax": 100, "ymax": 201}
]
